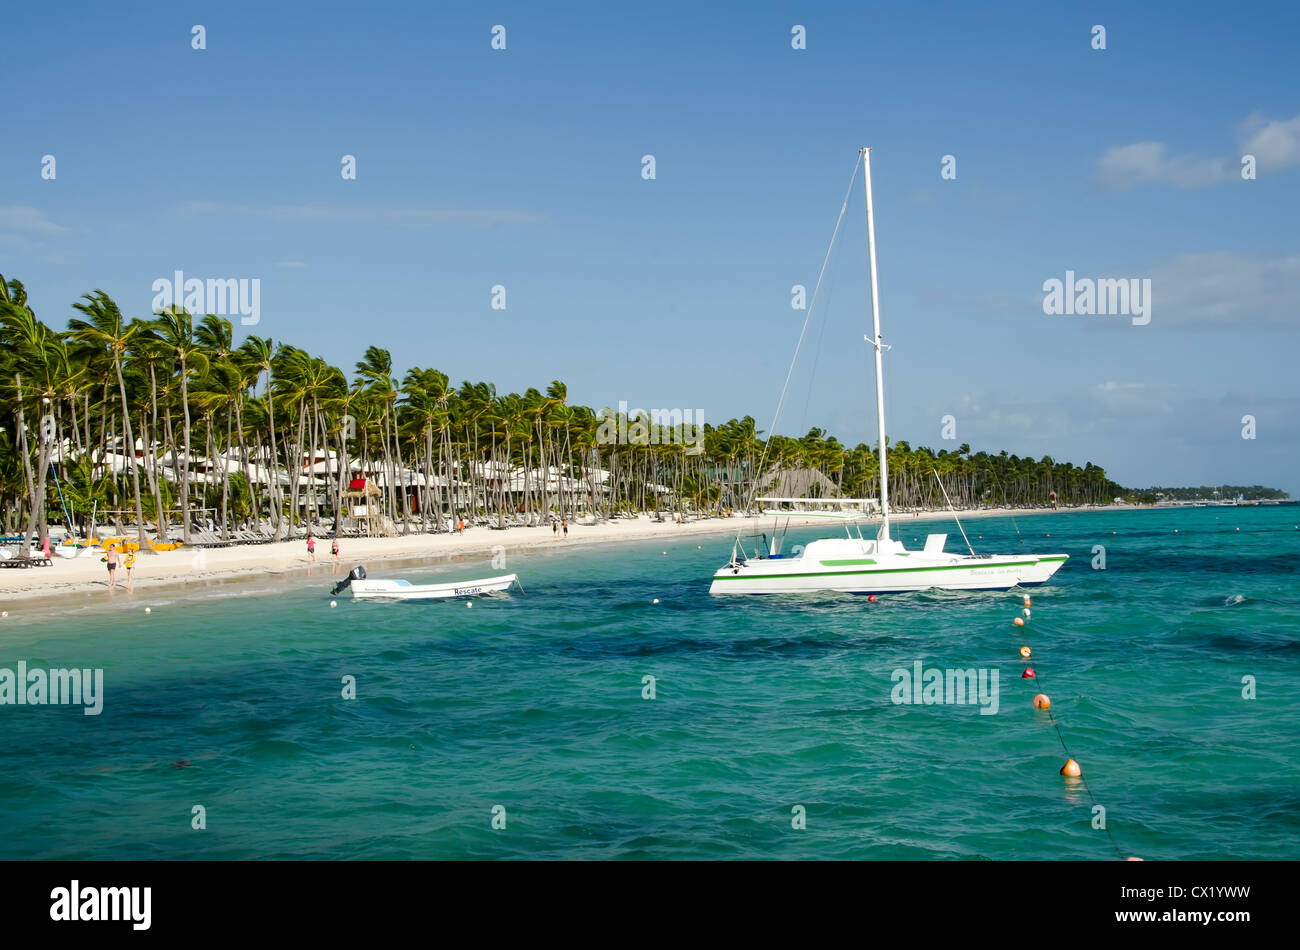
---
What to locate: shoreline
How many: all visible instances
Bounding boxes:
[0,505,1145,611]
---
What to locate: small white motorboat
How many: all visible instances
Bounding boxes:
[331,565,519,601]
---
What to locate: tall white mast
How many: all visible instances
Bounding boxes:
[862,147,891,541]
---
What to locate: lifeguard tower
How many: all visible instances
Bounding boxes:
[341,478,391,537]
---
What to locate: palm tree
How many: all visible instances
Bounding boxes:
[147,307,209,542]
[68,291,149,547]
[236,335,283,537]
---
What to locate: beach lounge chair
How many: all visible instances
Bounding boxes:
[0,555,52,568]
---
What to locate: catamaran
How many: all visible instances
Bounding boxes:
[709,147,1068,595]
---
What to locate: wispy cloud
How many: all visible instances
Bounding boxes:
[1096,112,1300,189]
[274,260,308,269]
[1096,142,1231,189]
[1145,250,1300,329]
[1240,113,1300,168]
[177,202,543,227]
[0,205,68,234]
[960,251,1299,330]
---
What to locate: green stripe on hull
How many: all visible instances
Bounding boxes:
[714,555,1067,582]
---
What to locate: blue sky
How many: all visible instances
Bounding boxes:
[3,0,1298,492]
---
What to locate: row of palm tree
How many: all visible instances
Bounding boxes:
[0,277,1128,554]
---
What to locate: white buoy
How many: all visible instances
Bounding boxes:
[1,611,7,618]
[653,598,659,604]
[466,601,472,608]
[1023,607,1031,618]
[330,600,337,608]
[144,607,151,614]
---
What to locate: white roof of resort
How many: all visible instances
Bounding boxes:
[46,445,624,495]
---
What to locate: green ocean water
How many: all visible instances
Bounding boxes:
[1,505,1297,860]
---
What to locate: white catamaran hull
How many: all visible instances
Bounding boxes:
[349,574,518,601]
[710,550,1067,595]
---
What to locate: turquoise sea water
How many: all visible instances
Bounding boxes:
[1,506,1298,860]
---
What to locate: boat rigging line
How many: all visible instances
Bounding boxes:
[932,468,975,555]
[737,151,864,528]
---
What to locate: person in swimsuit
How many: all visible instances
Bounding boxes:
[330,538,340,573]
[124,548,137,592]
[104,544,119,592]
[306,535,316,562]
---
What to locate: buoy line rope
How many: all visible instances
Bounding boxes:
[1011,591,1130,861]
[1028,667,1127,860]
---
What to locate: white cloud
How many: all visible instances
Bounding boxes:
[274,260,308,269]
[1088,380,1177,414]
[0,205,68,234]
[178,202,543,227]
[1240,113,1300,169]
[1008,252,1299,330]
[1096,142,1230,189]
[1096,112,1300,189]
[1144,251,1300,329]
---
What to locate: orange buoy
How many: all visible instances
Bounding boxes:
[1023,596,1032,607]
[1022,667,1035,679]
[1060,758,1081,777]
[1019,646,1032,658]
[1033,693,1050,709]
[1013,617,1025,626]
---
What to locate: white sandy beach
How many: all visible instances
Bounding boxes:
[0,506,1136,608]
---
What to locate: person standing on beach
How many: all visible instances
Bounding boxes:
[124,548,136,592]
[552,521,557,535]
[307,535,316,562]
[562,519,568,538]
[104,544,119,592]
[331,538,340,573]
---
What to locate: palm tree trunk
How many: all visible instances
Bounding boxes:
[113,355,146,546]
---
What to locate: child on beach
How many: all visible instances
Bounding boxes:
[306,535,316,562]
[124,548,136,592]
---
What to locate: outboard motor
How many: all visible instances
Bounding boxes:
[331,564,367,596]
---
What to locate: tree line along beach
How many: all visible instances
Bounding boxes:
[1,278,1289,604]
